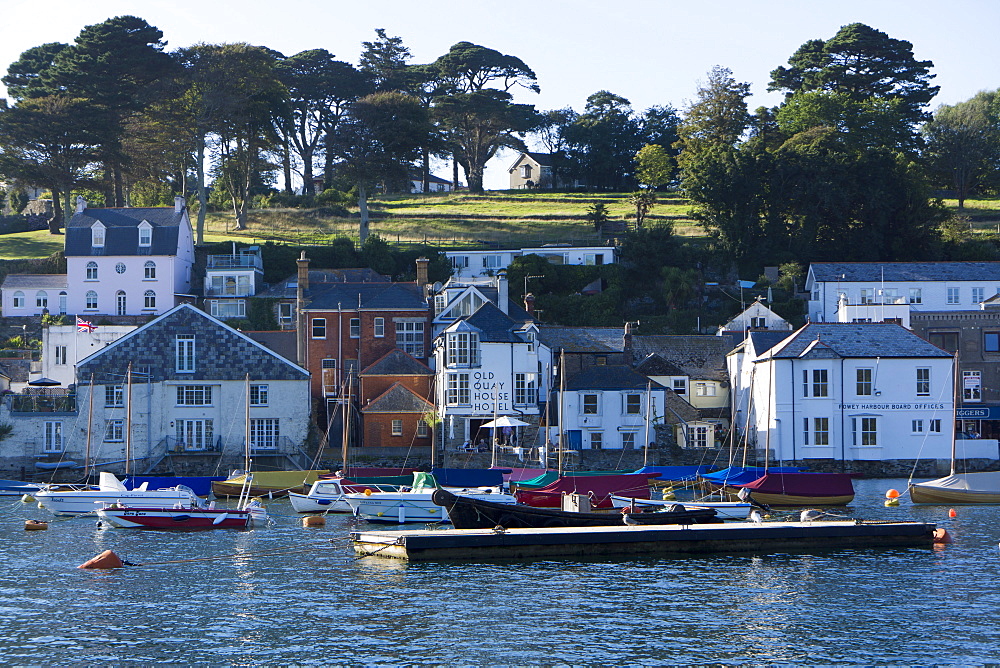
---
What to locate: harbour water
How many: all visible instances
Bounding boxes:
[2,477,1000,665]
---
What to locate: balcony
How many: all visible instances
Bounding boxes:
[207,254,262,270]
[8,391,77,414]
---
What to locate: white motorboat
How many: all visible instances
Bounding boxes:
[34,472,200,516]
[289,478,356,513]
[344,472,518,523]
[609,493,753,520]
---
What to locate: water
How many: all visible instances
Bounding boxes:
[2,478,999,665]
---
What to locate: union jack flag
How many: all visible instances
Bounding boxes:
[76,317,97,333]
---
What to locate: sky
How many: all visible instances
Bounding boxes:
[4,0,999,190]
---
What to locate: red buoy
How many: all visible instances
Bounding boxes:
[949,508,958,518]
[78,549,124,570]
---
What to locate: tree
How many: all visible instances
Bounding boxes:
[769,23,938,132]
[585,201,610,231]
[1,43,69,100]
[676,66,752,157]
[432,42,539,193]
[634,144,673,189]
[359,29,412,93]
[923,91,1000,208]
[629,190,656,228]
[563,91,644,190]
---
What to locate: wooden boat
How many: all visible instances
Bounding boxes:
[96,499,267,530]
[431,488,721,529]
[909,472,1000,504]
[514,473,659,508]
[728,472,855,507]
[609,493,753,520]
[211,469,330,498]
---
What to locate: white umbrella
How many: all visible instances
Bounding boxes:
[480,416,530,429]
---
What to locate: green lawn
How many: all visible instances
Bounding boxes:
[0,229,66,260]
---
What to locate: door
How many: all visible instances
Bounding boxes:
[177,419,213,451]
[567,430,583,451]
[116,291,127,316]
[58,292,67,315]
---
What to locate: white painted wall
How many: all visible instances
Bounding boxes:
[548,387,665,450]
[41,325,136,387]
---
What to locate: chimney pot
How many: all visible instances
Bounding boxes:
[174,196,185,213]
[75,196,87,213]
[296,252,310,292]
[524,293,536,315]
[415,256,429,288]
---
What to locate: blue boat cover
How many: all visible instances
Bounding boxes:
[124,476,226,497]
[431,468,510,488]
[632,465,713,482]
[699,466,802,486]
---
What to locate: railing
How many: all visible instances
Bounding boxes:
[204,286,253,297]
[8,392,77,413]
[159,434,223,454]
[207,254,262,270]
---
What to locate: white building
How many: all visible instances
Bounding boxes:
[203,245,263,320]
[40,324,137,387]
[717,298,793,336]
[445,245,615,280]
[731,322,968,463]
[805,262,1000,326]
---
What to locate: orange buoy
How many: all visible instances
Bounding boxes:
[933,528,953,544]
[885,489,900,500]
[78,549,124,570]
[949,508,958,518]
[302,515,326,527]
[24,519,48,531]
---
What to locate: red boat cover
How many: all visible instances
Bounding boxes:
[733,472,855,496]
[501,468,548,483]
[515,473,656,508]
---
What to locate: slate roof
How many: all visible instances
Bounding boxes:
[65,206,185,257]
[361,349,433,376]
[471,286,535,323]
[509,152,555,170]
[77,303,309,383]
[362,382,434,413]
[634,353,686,377]
[538,326,624,353]
[740,331,794,357]
[256,268,390,298]
[1,274,68,290]
[0,360,29,383]
[244,330,297,363]
[629,335,730,381]
[461,301,528,343]
[304,282,427,311]
[764,323,953,360]
[662,389,700,424]
[566,365,665,391]
[810,262,1000,283]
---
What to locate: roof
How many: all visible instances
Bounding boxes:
[361,349,433,376]
[537,326,624,353]
[743,331,794,357]
[65,206,186,257]
[257,268,390,298]
[461,302,528,343]
[362,382,434,413]
[304,282,427,311]
[1,274,68,290]
[629,335,730,381]
[634,353,686,377]
[508,151,556,172]
[565,365,664,391]
[810,262,1000,283]
[77,303,310,382]
[244,330,297,363]
[764,322,953,360]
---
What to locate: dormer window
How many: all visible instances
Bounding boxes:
[92,223,105,247]
[446,332,480,368]
[138,222,152,247]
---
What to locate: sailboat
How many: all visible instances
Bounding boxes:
[909,354,1000,503]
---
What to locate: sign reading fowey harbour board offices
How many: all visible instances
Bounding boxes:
[838,403,948,410]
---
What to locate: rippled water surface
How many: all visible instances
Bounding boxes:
[2,477,1000,665]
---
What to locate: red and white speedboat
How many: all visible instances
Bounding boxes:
[96,499,267,530]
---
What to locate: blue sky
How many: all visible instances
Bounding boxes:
[4,0,998,189]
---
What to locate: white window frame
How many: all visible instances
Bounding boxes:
[138,224,152,247]
[54,346,67,365]
[143,290,156,310]
[250,384,268,406]
[947,287,960,305]
[916,368,930,396]
[176,334,195,373]
[311,318,326,339]
[446,332,480,368]
[856,368,873,396]
[349,318,360,338]
[621,431,637,449]
[176,385,212,406]
[446,373,470,406]
[391,419,403,436]
[814,417,830,446]
[44,421,63,453]
[36,291,47,308]
[396,321,425,358]
[105,419,125,442]
[909,288,922,304]
[624,394,641,414]
[582,394,599,415]
[144,261,156,280]
[12,291,23,308]
[105,385,123,407]
[86,261,98,280]
[85,291,98,310]
[973,287,985,304]
[963,370,982,402]
[374,317,384,338]
[249,418,279,450]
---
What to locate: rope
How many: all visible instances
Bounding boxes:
[115,543,333,567]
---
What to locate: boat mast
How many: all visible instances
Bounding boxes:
[951,351,959,476]
[244,373,251,474]
[84,373,94,480]
[643,380,652,466]
[341,372,351,472]
[490,381,499,468]
[125,363,132,477]
[558,348,565,476]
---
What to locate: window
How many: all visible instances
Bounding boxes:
[947,287,960,304]
[176,385,212,406]
[143,290,156,309]
[209,274,250,296]
[12,291,23,308]
[695,383,717,397]
[105,385,123,407]
[909,288,922,304]
[912,419,924,434]
[54,346,67,365]
[973,287,985,303]
[749,316,767,329]
[35,291,47,308]
[138,225,151,246]
[446,332,480,367]
[928,332,959,353]
[450,256,469,269]
[514,373,537,405]
[803,417,810,445]
[92,225,104,247]
[209,300,245,319]
[446,373,470,405]
[805,369,829,397]
[396,321,425,358]
[373,317,385,338]
[144,261,156,279]
[115,262,126,275]
[311,318,326,339]
[814,417,830,446]
[482,255,502,269]
[44,421,63,453]
[685,425,708,448]
[116,290,126,316]
[596,355,608,366]
[176,334,195,373]
[930,419,942,433]
[622,431,637,449]
[105,419,124,442]
[582,394,599,414]
[176,419,214,451]
[249,418,279,450]
[278,302,294,328]
[250,384,268,406]
[417,420,429,438]
[520,164,531,178]
[349,318,360,338]
[590,432,603,449]
[852,417,878,446]
[525,331,535,352]
[963,370,982,402]
[860,288,875,304]
[881,288,901,304]
[986,332,1000,353]
[625,394,642,414]
[672,379,686,395]
[86,262,98,280]
[856,368,873,396]
[85,291,98,310]
[916,368,930,396]
[391,419,403,436]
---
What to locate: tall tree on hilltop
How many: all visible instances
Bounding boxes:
[2,43,69,100]
[923,91,1000,209]
[563,91,644,190]
[359,28,412,93]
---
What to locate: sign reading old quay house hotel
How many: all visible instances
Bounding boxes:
[731,322,958,463]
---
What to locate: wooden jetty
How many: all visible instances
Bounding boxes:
[351,519,937,561]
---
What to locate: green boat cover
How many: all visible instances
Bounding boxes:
[511,470,630,491]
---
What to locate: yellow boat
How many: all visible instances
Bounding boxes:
[211,470,330,498]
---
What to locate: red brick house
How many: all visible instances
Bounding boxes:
[360,349,435,448]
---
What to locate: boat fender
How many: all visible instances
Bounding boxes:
[24,520,48,531]
[303,515,325,527]
[364,489,373,496]
[78,549,125,569]
[21,494,34,503]
[884,498,899,507]
[934,528,953,544]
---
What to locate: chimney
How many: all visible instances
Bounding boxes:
[415,256,429,289]
[75,196,87,213]
[624,322,634,365]
[524,293,535,316]
[174,196,185,213]
[496,269,509,314]
[297,251,310,292]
